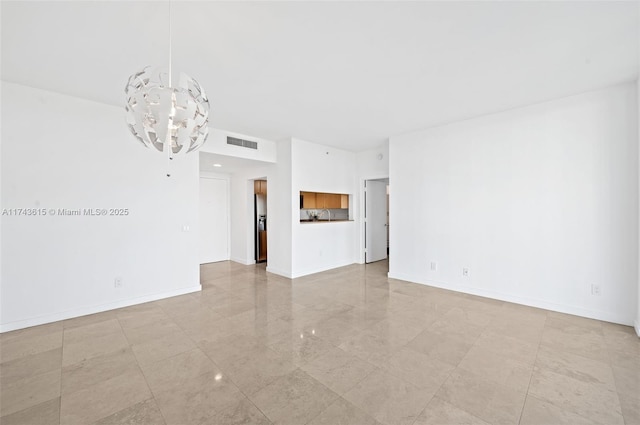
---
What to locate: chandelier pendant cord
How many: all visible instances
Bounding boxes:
[168,0,172,88]
[166,0,173,176]
[124,0,210,176]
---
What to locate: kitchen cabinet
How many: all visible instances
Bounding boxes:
[331,194,343,208]
[341,194,349,208]
[301,192,317,208]
[258,231,267,262]
[313,193,342,209]
[300,191,349,209]
[254,180,267,195]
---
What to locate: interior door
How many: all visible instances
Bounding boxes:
[365,180,388,263]
[199,177,229,264]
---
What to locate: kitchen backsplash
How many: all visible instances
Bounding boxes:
[300,208,349,220]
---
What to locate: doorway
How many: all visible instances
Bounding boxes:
[254,179,267,263]
[364,178,389,263]
[199,177,230,264]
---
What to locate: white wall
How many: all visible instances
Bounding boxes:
[1,82,201,332]
[390,82,638,326]
[199,173,231,263]
[290,138,358,277]
[357,142,390,180]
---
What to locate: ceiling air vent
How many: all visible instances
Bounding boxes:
[227,136,258,150]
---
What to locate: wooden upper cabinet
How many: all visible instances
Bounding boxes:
[254,180,267,195]
[311,193,342,209]
[301,192,316,208]
[325,194,342,209]
[340,194,349,208]
[300,191,348,209]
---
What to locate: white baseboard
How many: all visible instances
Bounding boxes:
[290,261,356,279]
[635,319,640,337]
[230,257,255,266]
[388,271,633,327]
[267,262,356,279]
[0,284,202,333]
[266,266,293,278]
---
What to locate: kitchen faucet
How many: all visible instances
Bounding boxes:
[320,209,331,221]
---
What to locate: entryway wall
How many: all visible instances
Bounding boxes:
[199,175,230,264]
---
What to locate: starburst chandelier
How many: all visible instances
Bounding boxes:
[124,3,209,176]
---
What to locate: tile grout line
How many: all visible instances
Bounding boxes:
[606,354,632,425]
[407,321,494,425]
[57,325,64,425]
[108,310,169,425]
[515,313,545,425]
[596,321,629,424]
[536,316,629,424]
[188,317,275,423]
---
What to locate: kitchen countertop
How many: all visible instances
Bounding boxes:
[300,219,353,223]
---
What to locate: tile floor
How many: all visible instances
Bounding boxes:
[1,260,639,425]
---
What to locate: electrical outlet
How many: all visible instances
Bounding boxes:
[114,277,123,288]
[430,261,437,271]
[462,268,470,277]
[591,284,601,296]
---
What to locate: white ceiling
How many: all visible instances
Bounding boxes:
[2,1,638,152]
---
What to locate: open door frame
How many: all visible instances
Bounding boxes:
[359,176,389,264]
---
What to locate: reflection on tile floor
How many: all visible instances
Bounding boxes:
[1,260,638,424]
